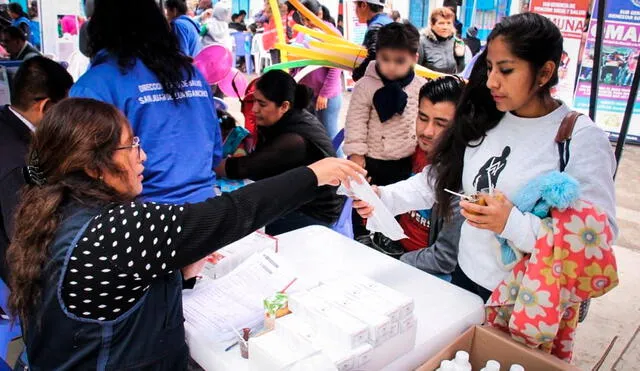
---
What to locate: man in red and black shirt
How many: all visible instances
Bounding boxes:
[396,77,466,278]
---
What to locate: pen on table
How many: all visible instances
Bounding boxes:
[225,327,251,352]
[224,341,238,352]
[225,326,244,352]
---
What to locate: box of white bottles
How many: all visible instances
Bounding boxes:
[418,325,580,371]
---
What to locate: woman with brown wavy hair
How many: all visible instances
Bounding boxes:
[8,98,364,370]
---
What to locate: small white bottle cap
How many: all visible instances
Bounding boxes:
[486,360,501,370]
[455,351,470,363]
[509,364,525,371]
[441,360,456,371]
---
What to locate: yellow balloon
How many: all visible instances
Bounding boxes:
[287,0,341,37]
[293,25,364,51]
[308,40,367,58]
[307,45,364,64]
[276,43,357,70]
[414,65,448,79]
[268,0,288,63]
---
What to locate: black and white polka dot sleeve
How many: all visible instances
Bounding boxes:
[61,167,318,321]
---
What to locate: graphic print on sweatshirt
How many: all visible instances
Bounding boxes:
[472,146,511,192]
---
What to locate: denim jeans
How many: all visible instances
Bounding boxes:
[315,94,344,157]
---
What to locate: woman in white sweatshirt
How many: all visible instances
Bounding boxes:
[354,13,616,301]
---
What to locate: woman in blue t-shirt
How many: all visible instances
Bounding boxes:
[71,0,222,205]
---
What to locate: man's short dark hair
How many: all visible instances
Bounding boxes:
[165,0,187,15]
[8,3,25,16]
[355,1,383,13]
[368,3,383,13]
[419,76,465,105]
[2,26,26,42]
[11,56,74,110]
[376,22,420,55]
[239,10,247,16]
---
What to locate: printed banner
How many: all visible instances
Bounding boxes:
[574,0,640,143]
[529,0,591,104]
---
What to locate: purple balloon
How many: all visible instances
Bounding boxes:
[194,45,233,84]
[218,68,248,98]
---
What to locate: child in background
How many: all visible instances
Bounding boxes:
[344,22,425,244]
[218,109,250,157]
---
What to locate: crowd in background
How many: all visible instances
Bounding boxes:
[0,2,41,60]
[156,0,485,161]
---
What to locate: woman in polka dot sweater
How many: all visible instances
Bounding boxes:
[6,98,364,370]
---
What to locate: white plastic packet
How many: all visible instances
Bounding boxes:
[338,176,408,241]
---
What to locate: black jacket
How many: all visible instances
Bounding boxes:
[399,200,464,275]
[225,109,344,223]
[0,105,32,282]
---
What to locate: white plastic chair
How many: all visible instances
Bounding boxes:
[251,33,272,74]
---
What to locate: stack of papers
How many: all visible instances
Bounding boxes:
[183,250,305,342]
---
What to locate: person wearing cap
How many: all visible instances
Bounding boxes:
[464,26,481,56]
[351,0,392,82]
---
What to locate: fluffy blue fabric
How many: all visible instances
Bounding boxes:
[498,171,581,267]
[512,171,581,218]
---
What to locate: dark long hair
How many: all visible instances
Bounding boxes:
[256,70,312,110]
[88,0,194,99]
[8,98,131,322]
[431,12,563,218]
[302,0,320,15]
[321,5,336,26]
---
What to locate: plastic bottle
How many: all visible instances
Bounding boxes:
[437,360,457,371]
[453,351,472,371]
[509,365,525,371]
[480,360,501,371]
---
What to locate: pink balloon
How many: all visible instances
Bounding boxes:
[194,45,233,84]
[218,68,248,98]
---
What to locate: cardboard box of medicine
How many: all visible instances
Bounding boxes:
[417,325,580,371]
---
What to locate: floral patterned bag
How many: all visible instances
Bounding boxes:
[485,200,618,361]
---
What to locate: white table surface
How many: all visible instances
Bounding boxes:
[186,226,485,371]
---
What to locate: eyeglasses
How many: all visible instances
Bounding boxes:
[115,136,142,160]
